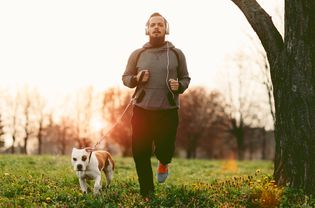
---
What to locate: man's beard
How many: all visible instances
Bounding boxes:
[149,36,165,47]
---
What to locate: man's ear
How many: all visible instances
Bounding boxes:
[84,147,94,153]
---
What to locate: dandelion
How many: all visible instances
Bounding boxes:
[46,197,52,203]
[255,169,261,175]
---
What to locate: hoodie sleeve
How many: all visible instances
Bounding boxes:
[175,48,191,94]
[122,49,143,88]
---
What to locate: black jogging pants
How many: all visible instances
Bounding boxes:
[131,105,179,196]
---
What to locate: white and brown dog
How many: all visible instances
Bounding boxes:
[71,147,115,194]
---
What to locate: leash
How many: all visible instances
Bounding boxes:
[93,99,134,149]
[93,71,146,149]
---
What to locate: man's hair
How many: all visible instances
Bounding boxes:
[146,12,168,26]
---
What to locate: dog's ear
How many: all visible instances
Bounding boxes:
[84,147,94,153]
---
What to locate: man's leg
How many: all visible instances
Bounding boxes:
[154,109,179,164]
[154,109,178,183]
[131,106,154,196]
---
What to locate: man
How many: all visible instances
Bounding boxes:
[122,12,190,197]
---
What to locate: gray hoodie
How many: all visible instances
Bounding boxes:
[122,41,190,110]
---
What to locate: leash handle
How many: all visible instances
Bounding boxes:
[132,70,145,98]
[94,71,146,149]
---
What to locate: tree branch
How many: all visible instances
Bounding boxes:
[231,0,284,66]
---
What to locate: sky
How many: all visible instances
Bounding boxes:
[0,0,283,103]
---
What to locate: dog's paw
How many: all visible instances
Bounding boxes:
[93,191,101,196]
[93,188,102,196]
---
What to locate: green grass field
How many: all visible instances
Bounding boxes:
[0,155,313,207]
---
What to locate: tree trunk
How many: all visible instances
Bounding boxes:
[230,118,245,160]
[186,142,193,159]
[186,136,198,159]
[11,136,15,154]
[122,147,131,157]
[231,0,315,194]
[23,137,28,154]
[38,135,42,155]
[37,122,44,155]
[273,0,315,194]
[186,147,192,159]
[61,142,66,155]
[261,130,267,160]
[235,130,245,160]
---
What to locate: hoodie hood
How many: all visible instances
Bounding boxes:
[143,41,175,49]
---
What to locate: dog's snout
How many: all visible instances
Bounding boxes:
[77,164,83,171]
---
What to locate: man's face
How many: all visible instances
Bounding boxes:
[147,16,166,38]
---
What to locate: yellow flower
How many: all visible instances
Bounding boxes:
[46,197,52,203]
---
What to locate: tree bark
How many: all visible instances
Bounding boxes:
[231,0,315,194]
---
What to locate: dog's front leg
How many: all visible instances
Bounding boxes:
[93,175,102,195]
[79,178,88,193]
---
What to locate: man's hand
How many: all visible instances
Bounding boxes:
[137,70,150,83]
[169,79,179,92]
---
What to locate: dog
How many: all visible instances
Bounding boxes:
[71,147,115,194]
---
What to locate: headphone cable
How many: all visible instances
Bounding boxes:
[165,41,175,100]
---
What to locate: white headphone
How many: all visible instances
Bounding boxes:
[145,17,169,35]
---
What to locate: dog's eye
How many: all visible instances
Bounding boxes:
[73,158,77,161]
[82,155,87,161]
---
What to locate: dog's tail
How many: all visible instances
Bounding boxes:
[107,153,115,171]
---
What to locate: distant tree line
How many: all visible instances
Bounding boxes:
[0,85,274,160]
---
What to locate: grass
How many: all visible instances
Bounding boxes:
[0,155,314,207]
